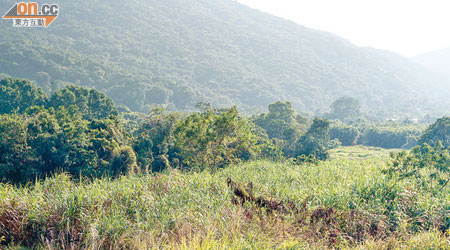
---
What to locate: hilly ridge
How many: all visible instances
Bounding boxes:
[413,47,450,78]
[0,0,447,113]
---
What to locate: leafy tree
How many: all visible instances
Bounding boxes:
[254,101,307,156]
[174,106,260,170]
[0,106,135,183]
[330,96,361,121]
[329,123,360,146]
[0,78,47,114]
[295,118,331,160]
[133,108,180,172]
[49,85,118,120]
[0,114,38,183]
[419,117,450,148]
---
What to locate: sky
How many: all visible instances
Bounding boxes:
[237,0,450,57]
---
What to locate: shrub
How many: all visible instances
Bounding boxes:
[362,126,421,149]
[0,78,47,114]
[295,118,331,160]
[174,106,262,170]
[0,107,133,183]
[419,117,450,148]
[386,142,450,192]
[329,123,360,146]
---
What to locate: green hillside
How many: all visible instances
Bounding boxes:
[0,0,446,113]
[413,47,450,78]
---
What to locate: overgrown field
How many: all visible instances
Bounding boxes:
[1,147,450,249]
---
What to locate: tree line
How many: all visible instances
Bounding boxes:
[0,78,332,183]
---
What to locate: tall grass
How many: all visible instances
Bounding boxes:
[1,146,450,249]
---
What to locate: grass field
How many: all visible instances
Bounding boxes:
[1,146,450,249]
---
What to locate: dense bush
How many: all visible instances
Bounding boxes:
[0,107,135,183]
[419,117,450,148]
[0,78,47,114]
[295,118,331,160]
[329,123,360,146]
[387,142,450,193]
[133,108,180,172]
[174,106,277,170]
[253,101,308,157]
[48,85,118,120]
[328,96,361,121]
[361,126,421,149]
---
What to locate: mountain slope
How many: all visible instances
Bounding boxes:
[0,0,446,112]
[413,47,450,78]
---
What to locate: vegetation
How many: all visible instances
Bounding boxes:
[0,0,447,114]
[361,126,422,149]
[295,118,332,160]
[0,0,448,249]
[328,96,361,121]
[419,117,450,147]
[0,78,323,183]
[2,147,450,249]
[329,122,360,146]
[253,101,309,156]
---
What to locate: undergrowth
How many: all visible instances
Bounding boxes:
[1,146,450,249]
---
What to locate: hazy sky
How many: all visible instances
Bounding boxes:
[237,0,450,57]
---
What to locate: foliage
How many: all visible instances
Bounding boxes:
[48,85,118,120]
[0,0,444,113]
[174,106,262,170]
[419,117,450,148]
[387,142,450,193]
[133,108,180,173]
[0,78,46,114]
[295,118,331,160]
[329,96,361,121]
[329,122,360,146]
[253,101,308,156]
[0,107,135,183]
[0,114,37,183]
[362,126,422,149]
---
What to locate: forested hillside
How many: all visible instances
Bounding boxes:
[413,47,450,78]
[0,0,447,113]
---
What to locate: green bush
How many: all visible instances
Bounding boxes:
[48,85,118,120]
[419,117,450,148]
[329,123,360,146]
[295,118,331,160]
[253,101,308,157]
[174,106,266,170]
[361,126,421,149]
[387,142,450,193]
[0,107,134,183]
[0,78,47,114]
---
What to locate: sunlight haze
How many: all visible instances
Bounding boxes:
[237,0,450,56]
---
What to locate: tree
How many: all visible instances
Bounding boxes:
[295,118,331,160]
[419,117,450,148]
[330,96,361,121]
[254,101,308,157]
[133,108,180,172]
[174,106,260,170]
[329,123,360,146]
[49,85,118,120]
[0,78,47,114]
[0,106,135,183]
[0,114,38,183]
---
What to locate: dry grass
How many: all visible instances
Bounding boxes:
[1,146,450,249]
